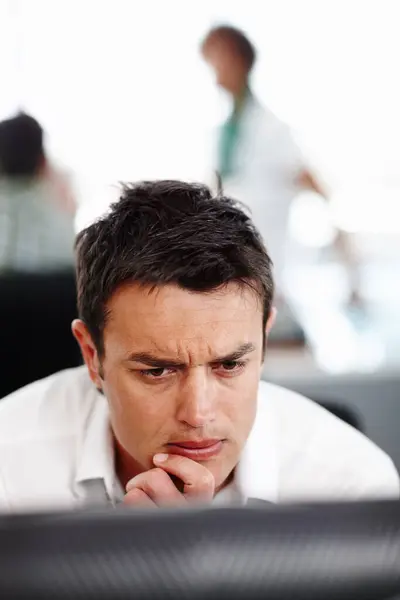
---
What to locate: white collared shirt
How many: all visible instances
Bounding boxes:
[0,366,398,512]
[218,98,305,288]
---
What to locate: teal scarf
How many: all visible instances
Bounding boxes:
[218,88,251,181]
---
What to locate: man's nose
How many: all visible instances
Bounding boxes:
[176,368,216,428]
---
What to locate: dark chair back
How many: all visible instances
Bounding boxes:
[0,271,81,398]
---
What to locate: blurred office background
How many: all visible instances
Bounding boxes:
[0,0,399,464]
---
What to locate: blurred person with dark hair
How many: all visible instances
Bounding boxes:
[201,25,360,307]
[0,112,76,272]
[0,181,396,512]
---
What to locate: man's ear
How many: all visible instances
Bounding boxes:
[72,319,103,388]
[265,307,277,339]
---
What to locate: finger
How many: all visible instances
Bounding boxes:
[153,453,215,502]
[126,467,187,507]
[123,488,156,508]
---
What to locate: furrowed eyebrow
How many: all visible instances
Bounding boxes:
[211,342,255,363]
[125,353,184,368]
[125,342,255,368]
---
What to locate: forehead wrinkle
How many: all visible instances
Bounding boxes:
[145,289,258,315]
[128,315,260,355]
[147,303,248,317]
[132,335,241,367]
[146,323,251,336]
[144,308,255,327]
[109,284,261,333]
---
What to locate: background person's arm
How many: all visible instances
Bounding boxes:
[296,169,326,198]
[296,169,362,306]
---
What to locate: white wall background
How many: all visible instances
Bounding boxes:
[1,0,399,232]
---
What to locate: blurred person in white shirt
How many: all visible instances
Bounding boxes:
[0,112,76,273]
[0,181,396,513]
[201,25,360,306]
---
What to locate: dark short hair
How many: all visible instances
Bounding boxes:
[0,112,44,177]
[202,25,256,71]
[76,180,274,355]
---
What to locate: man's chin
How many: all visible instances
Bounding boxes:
[201,454,236,492]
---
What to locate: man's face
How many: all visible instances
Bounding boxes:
[81,283,266,491]
[203,38,248,96]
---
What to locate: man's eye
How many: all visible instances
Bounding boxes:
[140,368,174,379]
[217,360,247,373]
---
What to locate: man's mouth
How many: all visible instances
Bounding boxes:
[166,439,224,460]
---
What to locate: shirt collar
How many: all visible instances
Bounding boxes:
[234,391,279,504]
[74,391,116,502]
[74,385,279,506]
